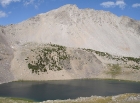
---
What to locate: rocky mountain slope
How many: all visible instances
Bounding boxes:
[3,4,140,57]
[0,29,14,84]
[0,4,140,84]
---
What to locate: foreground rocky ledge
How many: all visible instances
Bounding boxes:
[0,93,140,103]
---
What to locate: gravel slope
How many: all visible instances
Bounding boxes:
[3,4,140,57]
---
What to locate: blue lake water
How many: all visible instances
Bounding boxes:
[0,79,140,102]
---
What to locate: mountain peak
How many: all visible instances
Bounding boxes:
[56,4,79,12]
[60,4,78,9]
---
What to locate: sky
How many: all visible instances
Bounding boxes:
[0,0,140,26]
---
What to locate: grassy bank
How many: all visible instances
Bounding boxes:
[0,93,140,103]
[0,97,35,103]
[14,78,140,83]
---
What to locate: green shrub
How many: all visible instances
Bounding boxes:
[107,64,121,78]
[25,44,69,74]
[132,66,140,70]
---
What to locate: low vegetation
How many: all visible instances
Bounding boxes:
[107,64,122,78]
[83,48,140,74]
[82,48,113,58]
[128,65,140,70]
[122,57,140,64]
[25,44,70,74]
[24,43,140,76]
[83,48,140,64]
[0,97,34,103]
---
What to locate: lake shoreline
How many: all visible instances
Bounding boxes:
[1,77,140,85]
[15,78,140,83]
[1,93,140,103]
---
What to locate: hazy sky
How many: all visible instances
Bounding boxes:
[0,0,140,25]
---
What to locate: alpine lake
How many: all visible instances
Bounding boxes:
[0,79,140,102]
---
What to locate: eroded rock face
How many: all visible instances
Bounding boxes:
[0,28,14,84]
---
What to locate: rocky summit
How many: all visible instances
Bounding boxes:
[0,4,140,84]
